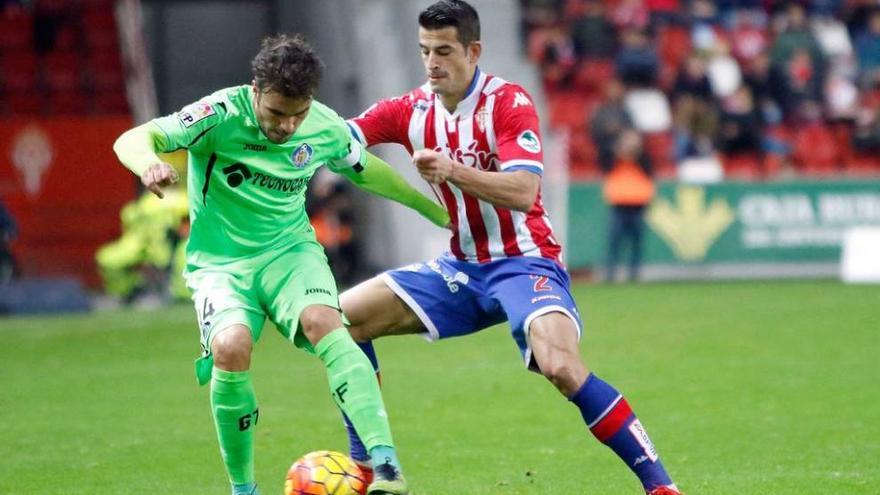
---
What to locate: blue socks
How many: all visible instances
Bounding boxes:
[569,374,673,491]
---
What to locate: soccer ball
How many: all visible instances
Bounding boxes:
[285,450,368,495]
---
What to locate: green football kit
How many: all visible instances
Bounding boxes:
[115,84,442,491]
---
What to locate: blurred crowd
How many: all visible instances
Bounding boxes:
[522,0,880,179]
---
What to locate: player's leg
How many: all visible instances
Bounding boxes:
[339,260,501,470]
[211,324,261,495]
[189,269,266,495]
[338,275,423,475]
[262,243,410,494]
[298,305,408,493]
[492,258,678,493]
[528,315,678,493]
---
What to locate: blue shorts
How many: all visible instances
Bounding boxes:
[381,254,583,368]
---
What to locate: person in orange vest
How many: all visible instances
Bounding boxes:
[602,128,655,282]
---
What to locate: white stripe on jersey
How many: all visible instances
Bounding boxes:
[482,76,507,95]
[512,208,540,257]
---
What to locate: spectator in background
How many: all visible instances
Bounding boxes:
[853,105,880,153]
[855,9,880,88]
[718,86,764,155]
[673,54,718,160]
[730,9,769,64]
[307,174,360,288]
[602,129,654,283]
[774,48,824,119]
[770,2,826,81]
[610,0,649,32]
[591,79,632,172]
[615,28,658,85]
[0,197,19,282]
[743,50,784,124]
[570,0,616,59]
[538,26,576,90]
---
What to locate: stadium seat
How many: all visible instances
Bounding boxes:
[53,23,82,52]
[573,59,614,92]
[43,51,84,91]
[546,90,591,129]
[88,49,124,91]
[722,153,762,180]
[0,10,32,51]
[643,132,676,178]
[792,124,840,176]
[847,154,880,176]
[93,90,129,114]
[6,91,44,115]
[1,52,40,92]
[85,25,119,52]
[49,89,89,115]
[82,9,117,31]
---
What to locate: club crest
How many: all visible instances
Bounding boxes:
[292,143,313,168]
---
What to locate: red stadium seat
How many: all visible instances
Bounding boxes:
[49,89,89,115]
[6,91,44,115]
[573,59,613,92]
[792,123,840,176]
[546,90,592,129]
[82,9,116,31]
[93,90,129,114]
[0,10,33,50]
[43,51,84,91]
[722,153,762,180]
[88,48,124,91]
[847,154,880,176]
[643,132,675,178]
[53,24,82,52]
[1,52,40,92]
[85,25,119,51]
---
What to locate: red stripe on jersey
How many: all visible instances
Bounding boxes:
[463,193,491,262]
[591,398,634,442]
[494,205,523,257]
[525,192,562,262]
[438,182,465,260]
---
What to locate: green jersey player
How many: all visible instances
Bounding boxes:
[113,34,445,495]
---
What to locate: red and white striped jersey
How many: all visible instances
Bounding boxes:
[347,69,562,264]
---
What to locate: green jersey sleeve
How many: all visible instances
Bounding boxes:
[152,94,227,153]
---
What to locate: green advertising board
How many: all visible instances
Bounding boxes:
[567,180,880,269]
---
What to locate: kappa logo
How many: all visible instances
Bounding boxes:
[292,143,313,168]
[512,91,532,108]
[179,101,216,128]
[517,130,541,154]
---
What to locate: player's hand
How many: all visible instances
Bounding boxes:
[413,149,454,184]
[141,162,179,199]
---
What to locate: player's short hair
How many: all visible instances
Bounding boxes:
[418,0,481,46]
[251,34,323,99]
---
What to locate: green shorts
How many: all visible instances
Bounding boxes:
[186,238,339,385]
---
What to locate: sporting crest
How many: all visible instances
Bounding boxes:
[475,106,489,133]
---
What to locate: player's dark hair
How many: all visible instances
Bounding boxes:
[419,0,481,46]
[251,34,323,99]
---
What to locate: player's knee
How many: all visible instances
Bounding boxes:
[211,325,252,371]
[300,305,343,345]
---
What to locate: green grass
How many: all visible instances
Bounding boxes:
[1,281,878,494]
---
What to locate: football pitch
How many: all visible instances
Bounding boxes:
[1,281,877,494]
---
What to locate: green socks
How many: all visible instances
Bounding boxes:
[316,328,394,451]
[211,367,259,486]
